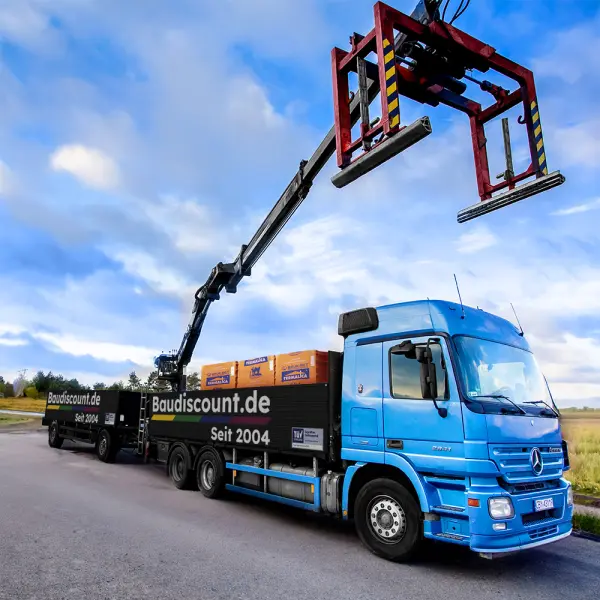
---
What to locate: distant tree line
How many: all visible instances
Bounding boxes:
[0,370,201,399]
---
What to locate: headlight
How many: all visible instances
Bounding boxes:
[488,497,515,520]
[567,485,573,506]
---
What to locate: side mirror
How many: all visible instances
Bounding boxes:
[417,346,438,400]
[418,345,447,418]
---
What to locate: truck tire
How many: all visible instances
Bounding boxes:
[196,449,226,499]
[48,421,64,449]
[354,478,422,562]
[168,446,194,490]
[96,429,118,463]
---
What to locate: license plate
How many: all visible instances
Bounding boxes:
[535,497,554,512]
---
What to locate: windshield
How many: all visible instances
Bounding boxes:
[453,335,554,415]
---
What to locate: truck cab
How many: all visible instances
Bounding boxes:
[340,299,573,560]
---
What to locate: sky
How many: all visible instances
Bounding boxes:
[0,0,599,407]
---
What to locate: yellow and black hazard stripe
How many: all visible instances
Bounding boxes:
[530,99,548,175]
[383,37,400,129]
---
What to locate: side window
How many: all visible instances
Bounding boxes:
[390,342,447,400]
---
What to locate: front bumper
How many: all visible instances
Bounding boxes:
[467,477,573,555]
[472,521,572,556]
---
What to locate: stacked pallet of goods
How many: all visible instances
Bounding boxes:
[199,350,328,390]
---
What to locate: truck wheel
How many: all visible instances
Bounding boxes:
[196,449,225,499]
[48,421,63,449]
[168,446,193,490]
[96,429,117,463]
[354,478,422,562]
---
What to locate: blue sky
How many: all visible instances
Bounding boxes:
[1,0,599,407]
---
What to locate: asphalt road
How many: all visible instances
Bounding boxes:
[1,431,598,600]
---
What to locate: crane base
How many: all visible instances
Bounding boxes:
[457,170,565,223]
[331,116,432,189]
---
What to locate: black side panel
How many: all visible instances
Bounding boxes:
[148,384,330,458]
[117,391,143,428]
[43,390,141,430]
[45,390,118,428]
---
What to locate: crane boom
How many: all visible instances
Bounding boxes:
[155,0,443,390]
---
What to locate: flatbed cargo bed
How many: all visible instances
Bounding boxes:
[147,351,343,460]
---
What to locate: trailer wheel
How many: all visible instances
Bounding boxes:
[168,446,193,490]
[48,421,63,449]
[354,478,422,562]
[196,449,225,499]
[96,429,117,463]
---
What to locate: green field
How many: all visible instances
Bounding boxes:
[561,409,600,497]
[0,397,46,413]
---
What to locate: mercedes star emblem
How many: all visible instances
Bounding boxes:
[530,447,543,476]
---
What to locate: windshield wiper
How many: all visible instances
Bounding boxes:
[470,395,527,415]
[522,400,559,417]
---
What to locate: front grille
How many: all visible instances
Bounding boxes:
[515,481,546,493]
[491,446,563,483]
[522,508,560,526]
[529,525,558,540]
[499,478,561,495]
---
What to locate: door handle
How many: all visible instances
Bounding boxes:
[386,439,404,449]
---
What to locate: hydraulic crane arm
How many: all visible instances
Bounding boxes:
[155,0,443,390]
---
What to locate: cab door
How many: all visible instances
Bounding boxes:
[382,336,465,473]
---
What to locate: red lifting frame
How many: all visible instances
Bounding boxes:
[332,2,550,202]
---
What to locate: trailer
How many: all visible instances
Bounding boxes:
[43,390,141,462]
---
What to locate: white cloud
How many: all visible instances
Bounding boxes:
[455,225,498,254]
[209,0,331,62]
[33,331,156,366]
[146,195,222,255]
[532,25,600,85]
[0,338,28,347]
[49,144,120,190]
[0,324,26,337]
[106,248,194,298]
[551,197,600,216]
[552,119,600,169]
[0,0,62,53]
[0,323,28,347]
[0,161,16,196]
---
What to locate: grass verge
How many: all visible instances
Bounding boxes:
[573,513,600,537]
[0,415,32,427]
[0,416,43,431]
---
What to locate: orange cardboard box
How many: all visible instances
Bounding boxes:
[237,355,276,388]
[201,361,238,390]
[275,350,328,386]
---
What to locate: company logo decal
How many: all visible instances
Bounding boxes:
[244,357,268,366]
[206,375,230,387]
[282,368,309,382]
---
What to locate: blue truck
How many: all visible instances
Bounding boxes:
[330,299,573,559]
[45,298,572,562]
